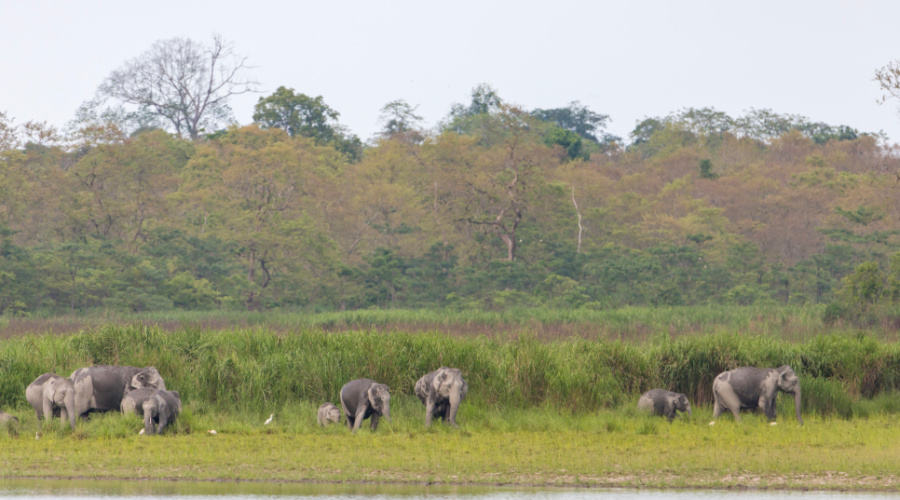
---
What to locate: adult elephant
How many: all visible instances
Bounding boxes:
[712,365,802,425]
[70,365,166,420]
[414,367,468,428]
[121,388,181,435]
[26,373,77,429]
[339,378,391,433]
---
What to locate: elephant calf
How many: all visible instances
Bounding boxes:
[712,365,802,425]
[415,367,468,428]
[121,388,181,435]
[0,411,18,425]
[637,389,692,422]
[340,378,391,433]
[317,402,341,426]
[26,373,77,429]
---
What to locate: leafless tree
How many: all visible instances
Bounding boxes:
[98,35,257,140]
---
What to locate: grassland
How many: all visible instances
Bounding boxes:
[2,405,900,491]
[2,306,900,490]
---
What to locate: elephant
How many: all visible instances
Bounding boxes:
[317,402,341,426]
[121,388,181,435]
[25,373,77,429]
[0,411,18,425]
[339,378,391,433]
[414,367,468,428]
[712,365,802,425]
[70,365,166,420]
[637,389,692,422]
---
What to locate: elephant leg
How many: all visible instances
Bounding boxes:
[157,412,169,435]
[370,413,380,431]
[715,385,743,422]
[352,409,366,434]
[42,398,54,428]
[73,378,92,421]
[712,398,724,419]
[665,402,676,423]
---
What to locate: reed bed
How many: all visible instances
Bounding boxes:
[2,324,900,417]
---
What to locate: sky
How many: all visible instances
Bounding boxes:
[3,0,900,144]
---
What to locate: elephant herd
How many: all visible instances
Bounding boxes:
[5,363,800,435]
[21,365,180,435]
[7,365,470,436]
[330,366,469,433]
[638,365,803,425]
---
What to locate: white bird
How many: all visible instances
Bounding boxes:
[770,422,778,426]
[708,421,716,426]
[35,432,40,440]
[264,414,274,425]
[207,429,217,435]
[139,428,145,435]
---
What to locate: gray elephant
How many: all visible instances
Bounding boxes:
[318,402,341,426]
[415,367,468,428]
[121,388,181,435]
[0,411,18,425]
[71,365,166,420]
[637,389,692,422]
[339,378,391,433]
[712,365,802,425]
[26,373,77,429]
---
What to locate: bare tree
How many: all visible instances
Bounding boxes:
[98,35,257,140]
[875,60,900,113]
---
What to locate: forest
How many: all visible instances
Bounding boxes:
[1,35,900,316]
[1,85,900,316]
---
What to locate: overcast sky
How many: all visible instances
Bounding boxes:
[3,0,900,143]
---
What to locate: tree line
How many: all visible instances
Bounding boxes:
[1,36,899,315]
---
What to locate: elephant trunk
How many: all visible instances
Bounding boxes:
[794,388,803,426]
[382,403,391,424]
[448,387,462,427]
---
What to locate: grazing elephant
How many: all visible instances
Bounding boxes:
[318,402,341,426]
[637,389,692,422]
[414,367,468,428]
[339,378,391,433]
[25,373,77,429]
[712,365,802,425]
[121,388,181,435]
[71,365,166,420]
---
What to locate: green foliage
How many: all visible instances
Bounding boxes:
[698,159,717,179]
[3,325,900,420]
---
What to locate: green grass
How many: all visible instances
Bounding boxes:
[6,304,900,341]
[3,317,900,490]
[2,404,900,490]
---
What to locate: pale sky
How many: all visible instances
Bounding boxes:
[3,0,900,143]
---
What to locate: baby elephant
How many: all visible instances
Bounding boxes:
[317,402,341,426]
[637,389,692,422]
[415,367,468,428]
[340,378,391,433]
[121,388,181,435]
[0,411,18,425]
[26,373,77,429]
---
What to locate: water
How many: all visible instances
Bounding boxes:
[0,479,894,499]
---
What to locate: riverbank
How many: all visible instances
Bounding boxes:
[2,411,899,491]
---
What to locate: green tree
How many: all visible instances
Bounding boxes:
[253,86,362,161]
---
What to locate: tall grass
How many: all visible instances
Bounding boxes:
[5,304,899,341]
[3,324,900,417]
